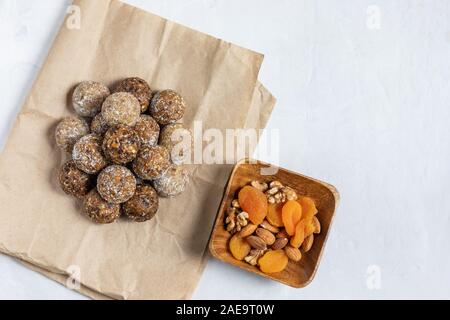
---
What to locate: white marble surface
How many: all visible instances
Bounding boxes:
[1,0,450,299]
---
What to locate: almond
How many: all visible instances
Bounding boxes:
[271,237,288,250]
[302,234,314,252]
[312,216,321,234]
[246,236,267,250]
[276,230,289,238]
[260,220,280,234]
[255,228,276,245]
[284,245,302,262]
[239,223,257,238]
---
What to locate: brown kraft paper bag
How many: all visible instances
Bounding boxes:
[0,0,276,299]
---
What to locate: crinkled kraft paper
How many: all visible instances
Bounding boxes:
[0,0,275,299]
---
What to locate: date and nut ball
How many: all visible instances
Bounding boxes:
[150,90,186,125]
[153,165,190,198]
[55,116,90,153]
[72,81,110,117]
[132,145,171,180]
[97,165,136,204]
[90,113,109,136]
[83,189,121,224]
[102,125,140,164]
[159,123,192,165]
[114,77,152,113]
[101,92,141,127]
[134,115,160,147]
[58,160,94,198]
[72,134,107,174]
[123,184,159,222]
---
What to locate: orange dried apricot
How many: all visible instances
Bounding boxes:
[229,234,251,261]
[259,250,289,273]
[297,196,318,221]
[267,203,284,227]
[281,200,302,236]
[304,219,316,237]
[238,186,268,225]
[290,220,305,248]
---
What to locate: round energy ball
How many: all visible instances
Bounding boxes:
[114,77,152,113]
[101,92,141,127]
[132,145,171,180]
[72,134,107,174]
[58,160,94,198]
[134,115,160,147]
[102,125,140,164]
[149,90,185,125]
[83,189,121,224]
[55,116,90,153]
[97,165,136,204]
[123,184,159,222]
[90,113,109,136]
[72,81,110,117]
[159,123,192,165]
[153,165,190,198]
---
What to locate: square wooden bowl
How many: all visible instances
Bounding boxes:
[209,159,340,288]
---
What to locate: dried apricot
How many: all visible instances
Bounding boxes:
[229,234,251,261]
[297,196,318,221]
[238,186,268,225]
[259,250,289,274]
[267,203,284,227]
[304,219,316,237]
[281,200,302,236]
[290,220,305,248]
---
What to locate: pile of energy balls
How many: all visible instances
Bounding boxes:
[55,78,191,224]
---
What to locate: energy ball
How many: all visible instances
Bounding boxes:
[83,189,121,224]
[72,134,107,174]
[153,165,190,198]
[149,90,186,125]
[91,113,109,136]
[58,160,94,198]
[97,165,136,204]
[114,77,152,113]
[55,116,90,153]
[159,123,192,165]
[123,184,159,222]
[134,115,160,147]
[102,125,140,165]
[101,92,141,127]
[72,81,110,117]
[132,145,171,180]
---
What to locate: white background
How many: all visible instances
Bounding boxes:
[0,0,449,300]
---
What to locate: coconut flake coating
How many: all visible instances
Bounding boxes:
[91,113,109,136]
[159,123,192,165]
[72,81,110,117]
[55,116,90,153]
[150,90,186,125]
[123,184,159,222]
[58,160,94,198]
[114,77,152,113]
[72,134,107,174]
[132,145,171,180]
[134,115,160,147]
[97,165,136,204]
[102,92,141,127]
[83,189,121,224]
[153,165,190,198]
[102,125,140,165]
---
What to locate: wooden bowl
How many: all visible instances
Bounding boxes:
[208,159,340,288]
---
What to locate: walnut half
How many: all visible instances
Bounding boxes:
[225,207,249,234]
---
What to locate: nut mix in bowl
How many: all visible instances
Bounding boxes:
[226,180,321,274]
[55,78,191,224]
